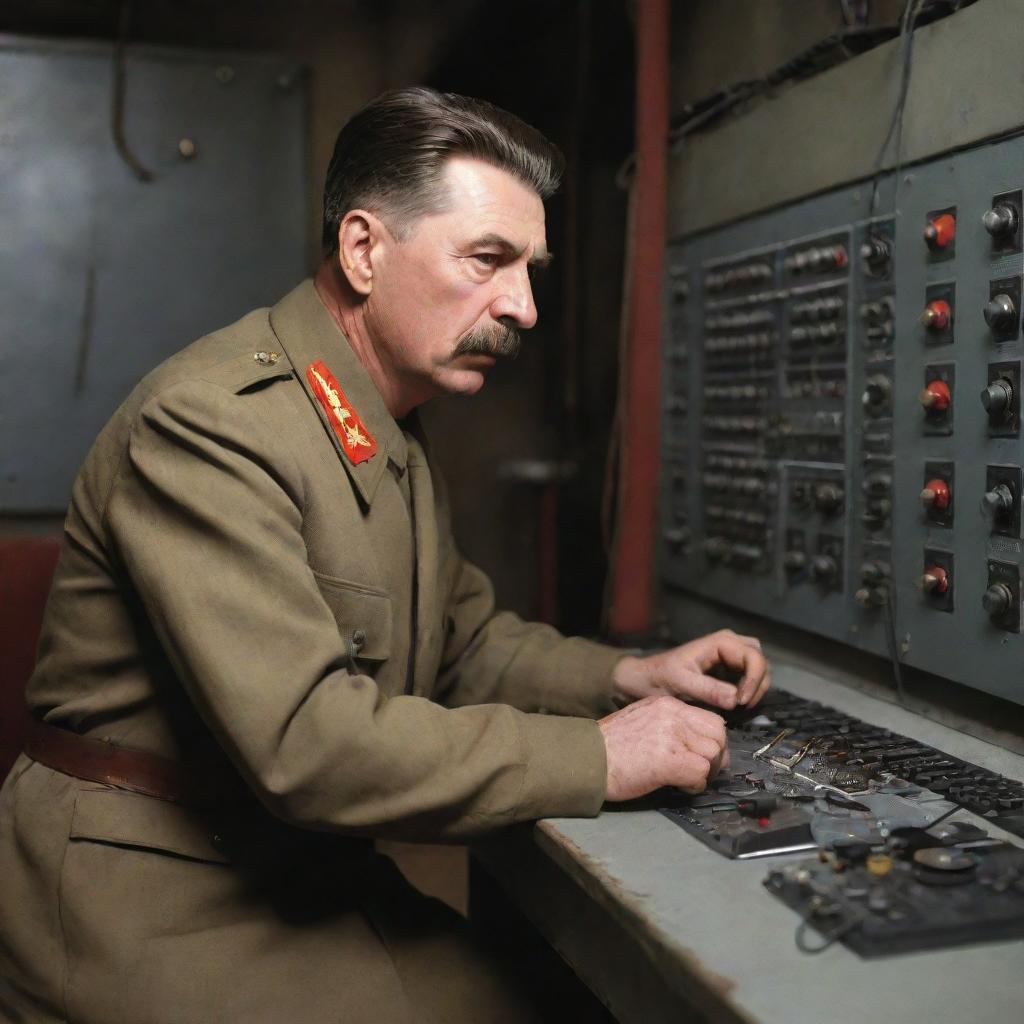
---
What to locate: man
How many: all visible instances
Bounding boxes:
[0,87,769,1023]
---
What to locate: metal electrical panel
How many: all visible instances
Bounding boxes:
[661,133,1024,707]
[0,38,308,512]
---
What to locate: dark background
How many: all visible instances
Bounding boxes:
[1,0,902,637]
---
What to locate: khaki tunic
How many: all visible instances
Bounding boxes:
[0,280,622,1023]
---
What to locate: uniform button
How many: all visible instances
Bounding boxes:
[254,350,280,365]
[352,629,367,648]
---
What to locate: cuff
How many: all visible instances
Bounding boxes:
[513,713,607,820]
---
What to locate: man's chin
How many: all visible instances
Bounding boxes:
[437,363,492,396]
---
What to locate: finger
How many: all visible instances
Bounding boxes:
[670,670,738,709]
[746,669,772,708]
[733,647,769,705]
[735,633,762,651]
[676,702,728,736]
[706,740,731,778]
[684,732,723,765]
[699,633,756,677]
[671,751,712,794]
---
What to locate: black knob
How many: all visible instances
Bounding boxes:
[860,561,888,585]
[814,483,844,513]
[981,483,1014,521]
[783,550,807,572]
[704,537,729,561]
[859,236,891,271]
[981,378,1014,419]
[855,585,888,608]
[664,527,690,550]
[862,471,892,497]
[862,374,891,408]
[984,293,1018,331]
[983,203,1018,238]
[983,583,1013,617]
[861,498,891,530]
[811,555,838,582]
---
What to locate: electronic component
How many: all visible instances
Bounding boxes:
[660,688,1024,858]
[765,842,1024,958]
[662,135,1024,707]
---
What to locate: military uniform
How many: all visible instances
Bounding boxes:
[0,281,623,1023]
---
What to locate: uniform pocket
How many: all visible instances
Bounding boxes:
[70,786,231,864]
[312,571,393,662]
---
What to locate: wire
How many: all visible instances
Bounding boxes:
[795,911,863,954]
[112,0,154,183]
[867,0,924,217]
[884,582,908,708]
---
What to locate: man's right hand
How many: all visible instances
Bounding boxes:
[597,695,730,802]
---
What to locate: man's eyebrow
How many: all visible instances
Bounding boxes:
[468,233,553,267]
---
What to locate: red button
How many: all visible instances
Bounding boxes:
[921,478,951,510]
[919,380,951,413]
[921,565,950,595]
[920,299,951,331]
[924,213,956,250]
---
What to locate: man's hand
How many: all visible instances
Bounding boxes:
[598,696,730,801]
[611,629,771,711]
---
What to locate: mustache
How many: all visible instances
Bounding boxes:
[451,322,522,360]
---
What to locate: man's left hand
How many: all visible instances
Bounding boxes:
[611,629,771,711]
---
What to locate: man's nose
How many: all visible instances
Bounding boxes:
[490,268,538,330]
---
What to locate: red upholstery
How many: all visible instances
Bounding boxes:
[0,536,61,782]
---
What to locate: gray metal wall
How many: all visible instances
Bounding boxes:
[0,38,308,512]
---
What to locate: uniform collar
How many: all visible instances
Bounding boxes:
[268,280,408,506]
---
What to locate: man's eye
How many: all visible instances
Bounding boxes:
[473,253,500,267]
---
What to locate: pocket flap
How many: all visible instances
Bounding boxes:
[71,787,231,864]
[313,573,393,661]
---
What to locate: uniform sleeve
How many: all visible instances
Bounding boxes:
[103,381,607,841]
[433,556,625,719]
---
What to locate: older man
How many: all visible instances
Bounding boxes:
[0,87,769,1022]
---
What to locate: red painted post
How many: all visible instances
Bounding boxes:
[608,0,669,637]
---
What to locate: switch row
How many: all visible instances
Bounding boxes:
[784,245,848,275]
[704,334,774,355]
[705,263,773,293]
[705,310,774,331]
[790,295,844,323]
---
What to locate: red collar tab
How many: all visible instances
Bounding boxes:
[306,360,378,465]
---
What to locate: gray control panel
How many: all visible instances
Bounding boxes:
[661,134,1024,706]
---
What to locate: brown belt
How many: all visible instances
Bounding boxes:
[25,719,205,806]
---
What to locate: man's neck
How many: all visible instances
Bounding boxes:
[313,261,412,419]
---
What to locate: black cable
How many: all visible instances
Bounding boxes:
[666,26,898,148]
[867,0,925,216]
[112,0,154,183]
[884,580,908,708]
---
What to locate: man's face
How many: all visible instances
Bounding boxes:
[363,156,549,403]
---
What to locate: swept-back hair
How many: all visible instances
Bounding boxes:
[321,86,563,254]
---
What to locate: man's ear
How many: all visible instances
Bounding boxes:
[336,210,380,296]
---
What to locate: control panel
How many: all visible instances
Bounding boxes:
[661,136,1024,706]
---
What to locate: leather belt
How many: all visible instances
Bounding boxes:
[25,719,206,806]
